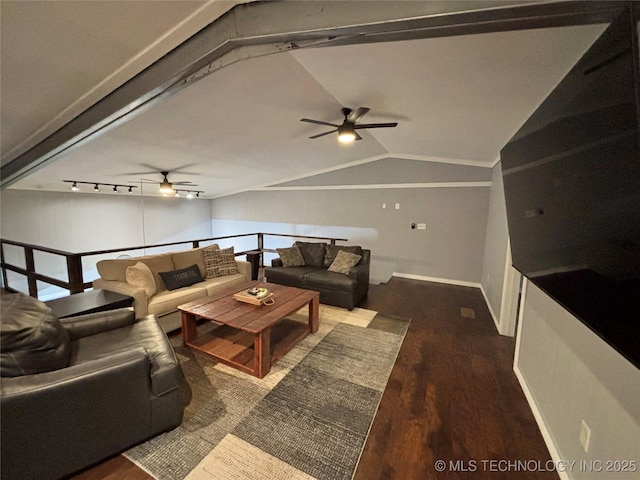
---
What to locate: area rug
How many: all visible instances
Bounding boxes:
[125,305,410,480]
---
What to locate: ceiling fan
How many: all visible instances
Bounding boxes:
[300,107,398,143]
[139,171,198,194]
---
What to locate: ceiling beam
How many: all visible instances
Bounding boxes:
[1,1,628,187]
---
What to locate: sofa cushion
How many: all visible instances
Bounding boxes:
[304,270,357,292]
[327,250,362,275]
[201,274,248,296]
[139,254,175,292]
[264,266,318,285]
[295,242,327,268]
[276,246,305,267]
[203,247,238,278]
[172,248,206,278]
[159,264,204,291]
[323,245,363,268]
[148,286,207,317]
[0,292,71,377]
[126,262,157,297]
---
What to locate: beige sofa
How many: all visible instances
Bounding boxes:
[93,247,250,332]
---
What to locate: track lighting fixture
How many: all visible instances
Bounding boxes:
[64,180,202,197]
[171,188,204,198]
[64,180,137,193]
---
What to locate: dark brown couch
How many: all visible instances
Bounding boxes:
[264,242,370,310]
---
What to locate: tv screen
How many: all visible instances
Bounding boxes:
[500,9,640,368]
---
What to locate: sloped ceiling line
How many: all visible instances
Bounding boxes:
[1,0,620,188]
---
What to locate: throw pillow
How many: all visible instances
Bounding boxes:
[0,291,71,377]
[125,261,157,297]
[277,245,305,267]
[295,242,327,267]
[159,264,204,291]
[324,244,363,268]
[202,247,239,278]
[201,244,221,278]
[327,249,362,275]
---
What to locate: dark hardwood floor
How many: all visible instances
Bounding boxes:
[73,277,555,480]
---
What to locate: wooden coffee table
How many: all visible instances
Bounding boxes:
[178,282,319,378]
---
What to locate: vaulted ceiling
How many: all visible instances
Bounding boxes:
[1,1,612,198]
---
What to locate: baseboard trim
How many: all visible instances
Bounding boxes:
[392,272,481,289]
[513,364,571,480]
[480,285,501,334]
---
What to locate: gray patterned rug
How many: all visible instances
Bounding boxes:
[125,305,409,480]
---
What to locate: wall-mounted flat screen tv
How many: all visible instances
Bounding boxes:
[500,8,640,368]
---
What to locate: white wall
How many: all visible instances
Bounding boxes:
[480,163,508,316]
[0,189,211,297]
[515,281,640,480]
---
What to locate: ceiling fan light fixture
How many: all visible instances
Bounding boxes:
[159,181,174,194]
[337,124,356,144]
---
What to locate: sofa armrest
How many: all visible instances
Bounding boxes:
[61,308,136,340]
[348,249,370,289]
[236,260,251,282]
[0,347,150,398]
[271,258,283,267]
[93,278,149,316]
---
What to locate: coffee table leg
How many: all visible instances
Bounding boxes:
[182,311,197,346]
[254,328,271,378]
[309,294,319,333]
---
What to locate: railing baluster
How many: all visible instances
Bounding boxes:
[66,254,84,294]
[24,247,38,297]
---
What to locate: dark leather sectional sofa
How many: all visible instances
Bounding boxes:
[264,242,370,310]
[0,290,189,480]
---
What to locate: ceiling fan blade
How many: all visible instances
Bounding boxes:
[301,118,339,128]
[172,181,198,185]
[309,129,337,139]
[355,132,363,141]
[140,178,160,184]
[354,122,398,129]
[349,107,370,123]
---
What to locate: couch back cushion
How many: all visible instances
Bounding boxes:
[323,245,363,268]
[172,248,206,278]
[97,253,175,292]
[0,291,71,377]
[294,242,327,268]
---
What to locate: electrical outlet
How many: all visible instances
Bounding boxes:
[579,419,591,452]
[381,203,387,209]
[395,203,400,210]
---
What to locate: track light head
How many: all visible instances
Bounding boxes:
[71,182,78,191]
[94,184,100,192]
[113,186,118,193]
